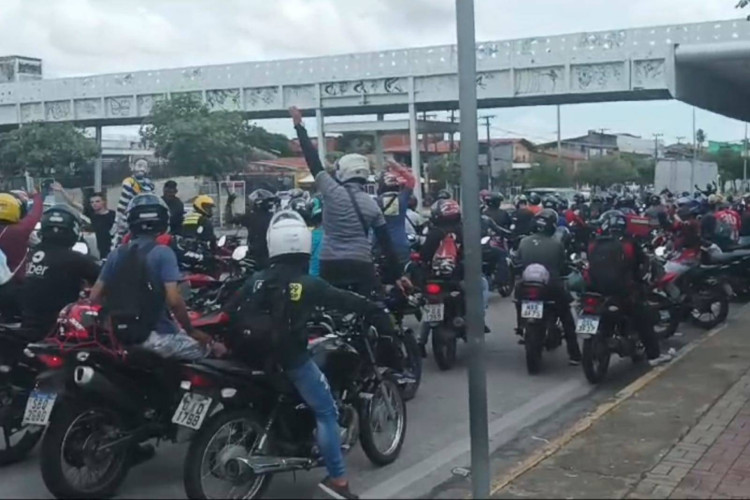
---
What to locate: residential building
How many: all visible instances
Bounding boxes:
[539,130,663,159]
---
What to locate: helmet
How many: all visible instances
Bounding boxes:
[515,194,528,207]
[616,194,636,209]
[266,210,312,259]
[486,192,504,208]
[708,194,721,206]
[558,197,569,211]
[335,154,371,183]
[528,193,541,205]
[288,188,305,200]
[542,196,558,211]
[10,189,29,217]
[192,194,215,217]
[378,171,401,194]
[648,194,661,206]
[131,158,150,179]
[534,209,558,236]
[676,196,692,207]
[248,189,279,213]
[573,193,585,204]
[0,193,22,224]
[436,189,452,201]
[592,194,604,203]
[126,193,169,235]
[430,199,461,225]
[605,192,617,203]
[408,195,418,211]
[599,209,627,236]
[289,197,311,223]
[40,204,81,247]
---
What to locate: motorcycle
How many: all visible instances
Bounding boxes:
[179,313,406,499]
[481,230,514,298]
[23,301,228,498]
[420,233,465,371]
[577,292,645,384]
[515,266,563,374]
[183,244,255,312]
[648,245,730,339]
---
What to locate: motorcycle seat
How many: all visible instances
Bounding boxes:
[198,358,259,378]
[707,250,750,264]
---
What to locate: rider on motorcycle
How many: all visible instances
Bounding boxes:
[644,193,670,230]
[586,210,669,366]
[375,161,416,267]
[484,192,512,229]
[181,194,217,251]
[225,210,385,500]
[21,205,100,339]
[225,188,279,269]
[528,193,543,215]
[514,195,535,236]
[514,209,581,365]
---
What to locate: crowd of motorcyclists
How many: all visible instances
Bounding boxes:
[1,103,747,499]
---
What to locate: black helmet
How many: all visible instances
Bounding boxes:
[648,194,661,206]
[534,209,558,236]
[430,199,461,225]
[486,192,504,208]
[599,209,627,237]
[40,204,81,247]
[542,196,558,211]
[436,189,452,201]
[616,194,636,209]
[592,194,604,203]
[127,193,169,235]
[558,197,569,211]
[248,189,278,213]
[528,193,541,205]
[573,193,585,205]
[288,197,311,224]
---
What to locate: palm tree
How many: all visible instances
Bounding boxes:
[696,129,707,155]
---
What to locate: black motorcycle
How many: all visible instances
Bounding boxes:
[180,314,406,499]
[577,292,645,384]
[515,278,563,374]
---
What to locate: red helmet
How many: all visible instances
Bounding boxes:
[479,189,491,202]
[57,302,102,341]
[430,199,461,225]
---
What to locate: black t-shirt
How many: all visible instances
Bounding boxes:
[21,244,100,336]
[163,197,185,235]
[84,207,116,258]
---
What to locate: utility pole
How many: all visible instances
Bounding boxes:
[744,122,748,192]
[652,133,663,161]
[691,108,697,191]
[479,115,496,191]
[449,109,456,153]
[457,0,490,498]
[557,105,562,161]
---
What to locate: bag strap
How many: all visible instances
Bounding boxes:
[343,184,369,237]
[381,193,399,214]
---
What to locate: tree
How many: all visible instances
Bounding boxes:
[525,158,570,188]
[428,153,460,188]
[246,125,292,156]
[140,95,279,179]
[706,148,744,190]
[696,129,707,155]
[0,122,99,178]
[575,155,638,189]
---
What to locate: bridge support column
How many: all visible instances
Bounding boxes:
[374,113,384,171]
[408,101,422,206]
[315,108,326,167]
[94,125,103,192]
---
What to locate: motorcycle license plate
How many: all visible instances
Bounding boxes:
[172,393,213,430]
[423,303,444,322]
[22,391,57,426]
[521,301,543,319]
[576,316,600,336]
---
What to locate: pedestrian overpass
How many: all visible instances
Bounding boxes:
[1,18,748,194]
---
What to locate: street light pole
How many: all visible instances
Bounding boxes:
[456,1,490,498]
[743,122,748,192]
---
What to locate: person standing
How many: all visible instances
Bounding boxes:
[115,158,155,244]
[53,183,115,259]
[162,180,184,235]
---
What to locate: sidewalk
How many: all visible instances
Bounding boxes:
[491,304,750,499]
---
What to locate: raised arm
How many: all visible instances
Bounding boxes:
[290,106,325,177]
[387,160,416,191]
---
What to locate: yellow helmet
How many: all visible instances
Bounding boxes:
[0,193,21,224]
[193,195,215,216]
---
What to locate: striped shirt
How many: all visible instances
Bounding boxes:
[115,176,155,238]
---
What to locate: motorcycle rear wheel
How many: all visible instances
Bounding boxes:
[524,324,545,375]
[432,327,457,371]
[184,409,271,500]
[582,336,611,384]
[690,289,728,329]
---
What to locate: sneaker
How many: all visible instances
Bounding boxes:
[648,353,673,367]
[319,477,359,499]
[130,443,156,467]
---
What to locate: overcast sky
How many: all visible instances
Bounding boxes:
[0,0,747,145]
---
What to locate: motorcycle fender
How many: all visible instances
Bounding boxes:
[34,368,68,395]
[435,325,457,341]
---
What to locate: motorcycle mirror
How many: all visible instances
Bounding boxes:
[232,245,248,261]
[481,236,490,245]
[217,235,227,248]
[510,224,516,231]
[655,246,666,258]
[569,252,578,261]
[72,242,89,255]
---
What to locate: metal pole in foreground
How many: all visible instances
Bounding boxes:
[456,0,490,497]
[94,125,103,193]
[743,122,748,192]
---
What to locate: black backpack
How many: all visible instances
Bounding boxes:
[229,276,292,370]
[106,242,166,345]
[588,236,628,296]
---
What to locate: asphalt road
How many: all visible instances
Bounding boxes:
[0,293,707,499]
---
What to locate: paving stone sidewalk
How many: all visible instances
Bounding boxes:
[630,372,750,499]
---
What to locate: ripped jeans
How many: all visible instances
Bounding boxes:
[141,331,209,361]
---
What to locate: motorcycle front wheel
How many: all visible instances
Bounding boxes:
[360,376,406,466]
[690,287,729,329]
[183,409,272,500]
[582,336,611,384]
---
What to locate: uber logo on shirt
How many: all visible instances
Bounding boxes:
[26,251,49,277]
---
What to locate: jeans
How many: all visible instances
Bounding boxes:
[287,359,345,479]
[141,331,208,361]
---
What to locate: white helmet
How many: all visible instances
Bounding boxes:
[336,153,371,183]
[266,210,312,259]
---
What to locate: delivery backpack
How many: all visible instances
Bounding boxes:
[229,275,292,370]
[105,242,166,345]
[587,236,628,296]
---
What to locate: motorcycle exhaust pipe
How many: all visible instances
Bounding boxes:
[73,366,141,415]
[226,456,315,476]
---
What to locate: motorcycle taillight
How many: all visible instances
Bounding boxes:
[582,295,601,314]
[523,287,541,300]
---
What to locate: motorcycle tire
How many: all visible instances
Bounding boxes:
[582,336,611,384]
[498,265,515,298]
[654,306,680,340]
[690,289,729,330]
[40,398,132,499]
[524,325,545,375]
[360,376,406,466]
[0,388,43,466]
[432,326,457,371]
[400,329,422,402]
[184,409,272,500]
